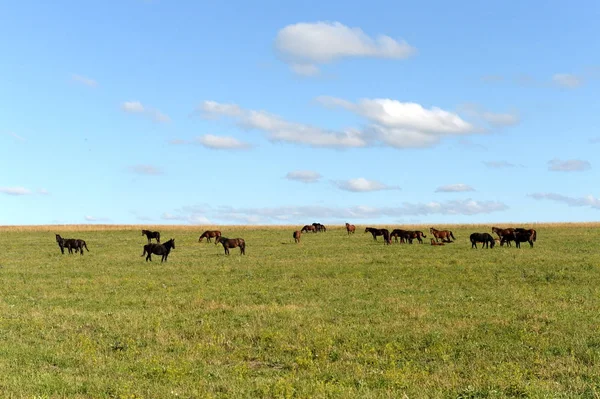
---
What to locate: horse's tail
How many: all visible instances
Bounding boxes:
[532,230,537,242]
[83,241,89,251]
[141,247,147,257]
[450,231,456,240]
[156,232,161,243]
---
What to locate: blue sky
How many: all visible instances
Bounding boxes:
[1,0,599,225]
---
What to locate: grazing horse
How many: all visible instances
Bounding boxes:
[345,223,356,235]
[513,230,536,248]
[312,223,326,232]
[141,238,175,262]
[215,236,246,255]
[301,225,316,233]
[470,233,495,249]
[390,229,409,243]
[492,227,515,247]
[198,230,222,243]
[56,234,89,255]
[141,229,161,243]
[431,238,445,246]
[430,227,456,243]
[293,230,301,243]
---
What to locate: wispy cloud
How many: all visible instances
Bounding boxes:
[552,73,583,89]
[72,74,98,88]
[129,164,162,175]
[84,215,110,222]
[285,170,322,183]
[3,132,27,142]
[121,101,171,123]
[548,159,591,172]
[435,184,475,193]
[483,161,523,169]
[196,135,251,150]
[0,187,32,196]
[161,212,211,224]
[529,193,600,210]
[37,188,50,195]
[458,103,520,127]
[333,178,400,192]
[275,21,416,76]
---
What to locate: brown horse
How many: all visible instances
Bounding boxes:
[430,227,455,243]
[513,229,537,248]
[198,230,222,243]
[390,229,408,243]
[293,230,301,243]
[345,222,356,235]
[365,227,391,244]
[215,236,246,255]
[407,230,427,244]
[492,227,514,247]
[301,225,316,233]
[431,238,444,246]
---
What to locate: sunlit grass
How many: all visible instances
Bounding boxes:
[0,224,599,397]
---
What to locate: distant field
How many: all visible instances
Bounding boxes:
[1,224,600,398]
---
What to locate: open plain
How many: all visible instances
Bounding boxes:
[1,223,599,398]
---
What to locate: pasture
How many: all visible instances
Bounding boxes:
[1,223,600,398]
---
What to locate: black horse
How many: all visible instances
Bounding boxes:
[470,233,495,249]
[56,234,89,255]
[141,238,175,262]
[513,230,536,248]
[141,229,161,243]
[215,236,246,255]
[312,223,326,232]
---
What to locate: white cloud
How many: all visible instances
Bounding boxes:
[484,161,521,169]
[196,134,251,150]
[161,212,211,224]
[529,193,600,209]
[164,199,507,225]
[285,170,322,183]
[552,73,583,89]
[333,178,400,192]
[72,74,98,88]
[548,159,591,172]
[275,21,416,75]
[0,187,32,196]
[121,101,170,123]
[37,188,50,195]
[435,184,475,193]
[199,100,367,148]
[3,132,26,142]
[84,215,110,222]
[457,103,520,127]
[129,164,162,175]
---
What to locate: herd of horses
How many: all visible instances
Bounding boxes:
[53,225,538,262]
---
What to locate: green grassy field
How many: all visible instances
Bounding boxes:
[1,224,600,398]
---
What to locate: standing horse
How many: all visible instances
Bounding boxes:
[141,238,175,262]
[198,230,222,243]
[430,227,456,243]
[470,233,495,249]
[293,230,301,243]
[492,227,514,247]
[513,230,536,248]
[56,234,89,255]
[390,229,408,243]
[365,227,391,244]
[141,229,161,243]
[215,236,246,255]
[407,230,427,244]
[345,223,356,235]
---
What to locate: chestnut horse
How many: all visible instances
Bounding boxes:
[492,227,514,247]
[431,238,444,246]
[345,223,356,235]
[198,230,222,243]
[430,227,455,243]
[293,230,301,243]
[301,225,316,233]
[215,236,246,255]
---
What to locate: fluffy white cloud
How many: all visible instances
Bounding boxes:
[196,134,251,150]
[285,170,322,183]
[529,193,600,209]
[275,21,415,75]
[334,178,400,192]
[435,184,475,193]
[548,159,591,172]
[199,101,366,148]
[72,74,98,88]
[552,73,583,88]
[129,164,162,175]
[121,101,170,123]
[0,187,32,195]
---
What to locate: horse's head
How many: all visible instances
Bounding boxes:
[171,239,175,249]
[215,236,222,245]
[141,230,145,235]
[429,228,435,234]
[364,227,370,233]
[55,234,62,243]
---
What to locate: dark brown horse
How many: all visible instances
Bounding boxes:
[142,229,160,243]
[513,229,536,248]
[141,238,175,262]
[198,230,222,243]
[293,230,301,243]
[470,233,495,249]
[215,236,246,255]
[345,223,356,235]
[407,230,427,244]
[430,227,455,243]
[492,227,514,247]
[390,229,408,243]
[301,225,316,233]
[365,227,391,244]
